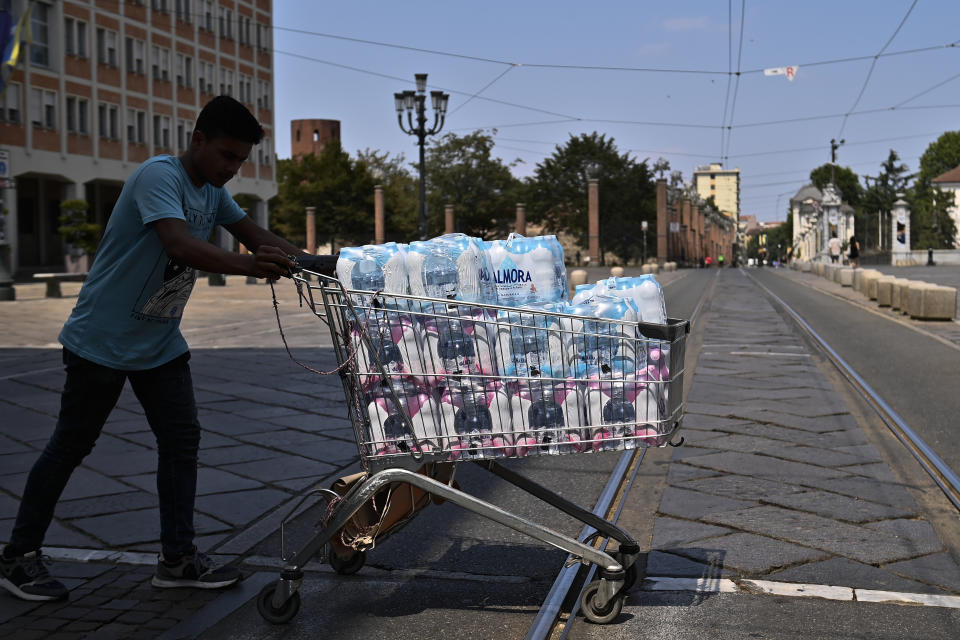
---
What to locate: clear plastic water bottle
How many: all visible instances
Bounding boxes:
[351,260,386,291]
[510,318,551,378]
[368,330,405,375]
[526,382,578,455]
[601,383,637,451]
[423,253,459,299]
[452,390,499,460]
[437,318,477,374]
[369,379,422,454]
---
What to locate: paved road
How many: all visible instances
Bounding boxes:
[1,266,960,639]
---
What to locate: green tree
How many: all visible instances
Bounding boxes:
[526,132,656,263]
[423,131,522,240]
[270,141,374,250]
[861,150,911,251]
[809,164,862,207]
[356,149,419,242]
[909,132,960,249]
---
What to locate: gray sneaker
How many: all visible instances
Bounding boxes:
[151,550,240,589]
[0,550,69,601]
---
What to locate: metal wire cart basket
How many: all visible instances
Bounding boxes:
[257,264,689,625]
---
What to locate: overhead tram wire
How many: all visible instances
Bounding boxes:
[719,0,734,160]
[449,64,518,115]
[893,70,960,108]
[837,0,919,138]
[721,0,748,163]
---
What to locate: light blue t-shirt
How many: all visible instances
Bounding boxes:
[59,155,246,370]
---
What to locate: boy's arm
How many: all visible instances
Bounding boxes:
[224,215,305,257]
[153,218,294,279]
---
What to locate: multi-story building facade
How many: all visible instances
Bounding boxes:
[693,163,740,221]
[0,0,276,275]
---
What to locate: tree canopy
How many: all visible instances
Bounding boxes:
[424,131,522,240]
[809,164,862,207]
[526,132,656,263]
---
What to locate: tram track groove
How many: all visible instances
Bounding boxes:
[528,270,718,639]
[745,269,960,513]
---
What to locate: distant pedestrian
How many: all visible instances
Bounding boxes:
[0,97,304,602]
[575,250,582,266]
[848,235,860,268]
[705,256,712,267]
[828,231,841,264]
[718,254,724,267]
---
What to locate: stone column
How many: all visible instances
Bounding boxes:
[891,196,911,265]
[305,206,316,255]
[588,178,600,264]
[515,202,526,235]
[444,204,454,234]
[821,184,841,263]
[656,179,667,262]
[374,185,384,244]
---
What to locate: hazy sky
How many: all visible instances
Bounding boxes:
[271,1,960,221]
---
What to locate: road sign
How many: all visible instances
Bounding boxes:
[0,150,9,180]
[669,222,680,233]
[641,220,648,231]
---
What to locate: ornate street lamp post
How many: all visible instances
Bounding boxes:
[395,73,449,240]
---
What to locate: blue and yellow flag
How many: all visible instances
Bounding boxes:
[1,1,34,95]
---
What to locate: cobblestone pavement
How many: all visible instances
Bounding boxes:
[3,266,960,639]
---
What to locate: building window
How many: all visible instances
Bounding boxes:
[151,0,169,12]
[219,68,234,96]
[125,38,145,75]
[176,54,193,87]
[198,60,213,93]
[30,88,56,129]
[0,83,21,123]
[29,2,50,67]
[151,46,170,81]
[153,115,171,148]
[127,108,146,144]
[65,18,88,58]
[202,0,213,31]
[97,28,118,67]
[65,96,88,134]
[99,103,119,139]
[175,0,192,22]
[177,119,191,152]
[257,79,269,110]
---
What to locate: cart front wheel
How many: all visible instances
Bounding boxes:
[612,551,638,591]
[257,582,301,624]
[329,549,366,575]
[580,580,624,624]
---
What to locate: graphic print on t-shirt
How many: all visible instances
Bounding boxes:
[134,256,197,321]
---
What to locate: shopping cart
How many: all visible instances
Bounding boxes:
[257,257,689,625]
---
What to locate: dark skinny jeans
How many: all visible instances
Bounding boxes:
[7,348,201,560]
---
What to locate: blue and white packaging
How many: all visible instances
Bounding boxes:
[495,305,568,381]
[594,276,666,324]
[484,234,568,306]
[406,234,493,303]
[562,294,642,373]
[571,283,596,305]
[336,242,409,296]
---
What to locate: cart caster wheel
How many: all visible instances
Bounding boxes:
[329,550,365,575]
[580,580,624,624]
[257,582,301,625]
[612,552,638,591]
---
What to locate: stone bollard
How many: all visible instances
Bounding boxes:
[863,270,884,300]
[824,264,836,282]
[876,276,897,307]
[908,282,957,320]
[569,269,588,288]
[800,261,812,272]
[610,266,624,277]
[891,278,912,311]
[838,267,854,287]
[650,263,660,274]
[641,264,653,274]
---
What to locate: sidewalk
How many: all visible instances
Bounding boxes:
[2,268,959,639]
[0,277,357,639]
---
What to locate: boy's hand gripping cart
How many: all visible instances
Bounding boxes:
[258,257,689,625]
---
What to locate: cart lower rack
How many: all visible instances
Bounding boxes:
[257,269,689,625]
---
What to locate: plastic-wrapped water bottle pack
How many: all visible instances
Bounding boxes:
[335,234,670,458]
